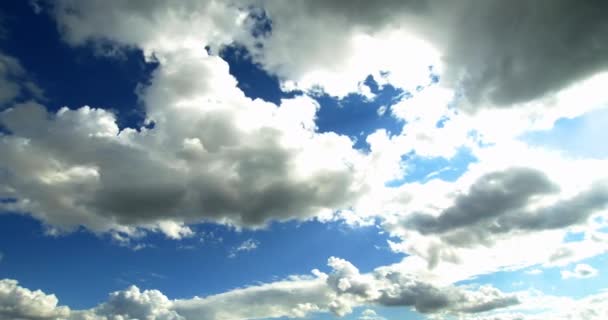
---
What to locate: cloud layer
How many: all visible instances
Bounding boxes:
[1,1,608,319]
[0,256,521,320]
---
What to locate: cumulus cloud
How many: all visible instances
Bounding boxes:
[50,0,246,56]
[358,309,385,320]
[561,263,599,279]
[0,279,70,320]
[242,0,608,110]
[71,285,183,320]
[0,47,369,237]
[325,257,519,316]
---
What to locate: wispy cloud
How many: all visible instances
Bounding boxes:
[229,239,260,258]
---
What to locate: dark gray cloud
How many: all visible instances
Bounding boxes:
[498,182,608,231]
[403,167,608,248]
[407,167,559,235]
[437,0,608,108]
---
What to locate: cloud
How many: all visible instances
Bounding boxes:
[172,274,331,320]
[525,269,542,276]
[228,238,259,258]
[243,0,439,97]
[431,0,608,109]
[325,257,519,316]
[404,167,608,247]
[0,46,369,237]
[0,53,45,106]
[377,140,608,279]
[242,0,608,110]
[406,167,559,235]
[358,309,385,320]
[71,285,182,320]
[458,290,608,320]
[561,263,599,279]
[383,157,608,271]
[0,256,521,320]
[50,0,246,56]
[0,279,70,320]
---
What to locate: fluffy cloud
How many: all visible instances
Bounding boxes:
[245,0,608,109]
[358,309,385,320]
[325,257,519,316]
[0,46,369,237]
[71,285,183,320]
[50,0,246,56]
[0,279,69,320]
[244,0,440,97]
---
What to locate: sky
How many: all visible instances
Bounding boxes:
[0,1,607,320]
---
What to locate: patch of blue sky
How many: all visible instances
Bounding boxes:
[386,147,477,187]
[219,44,301,105]
[0,1,158,130]
[456,254,608,299]
[314,75,406,150]
[563,231,585,243]
[220,47,440,152]
[0,214,402,309]
[521,107,608,159]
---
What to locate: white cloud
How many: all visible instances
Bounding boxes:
[0,47,370,238]
[0,279,70,320]
[561,263,599,279]
[359,309,385,320]
[373,138,608,279]
[52,0,247,57]
[229,238,259,258]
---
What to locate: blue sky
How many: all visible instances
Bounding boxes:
[1,1,608,320]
